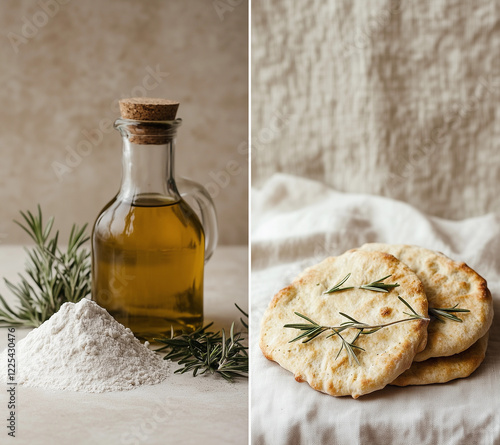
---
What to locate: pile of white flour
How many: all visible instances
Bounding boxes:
[0,299,169,392]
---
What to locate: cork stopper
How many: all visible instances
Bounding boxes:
[117,98,180,144]
[119,97,179,121]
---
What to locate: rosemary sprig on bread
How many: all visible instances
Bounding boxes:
[324,273,400,294]
[429,306,470,323]
[324,273,469,322]
[284,297,428,365]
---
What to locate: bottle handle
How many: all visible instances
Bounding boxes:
[176,177,218,263]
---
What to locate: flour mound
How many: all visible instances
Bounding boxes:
[0,299,169,392]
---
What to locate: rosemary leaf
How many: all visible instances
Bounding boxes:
[324,273,355,293]
[398,295,421,318]
[293,311,319,325]
[359,275,400,293]
[358,286,389,293]
[301,327,327,343]
[338,312,364,325]
[429,305,470,323]
[334,328,363,366]
[235,303,248,328]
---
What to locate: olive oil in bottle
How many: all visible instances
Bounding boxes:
[93,195,205,340]
[92,98,217,341]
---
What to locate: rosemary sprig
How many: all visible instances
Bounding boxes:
[330,328,364,366]
[359,274,400,292]
[284,297,428,365]
[429,305,470,323]
[155,304,248,382]
[324,273,400,294]
[0,206,91,327]
[324,273,355,293]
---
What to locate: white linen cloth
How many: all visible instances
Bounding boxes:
[251,174,500,445]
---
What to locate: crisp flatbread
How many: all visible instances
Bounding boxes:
[358,244,493,361]
[260,250,429,398]
[392,332,489,386]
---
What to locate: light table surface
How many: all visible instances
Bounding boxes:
[0,245,248,445]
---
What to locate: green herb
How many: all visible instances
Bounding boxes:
[155,304,248,382]
[234,303,248,329]
[429,305,470,323]
[324,273,355,293]
[284,297,428,365]
[324,273,400,294]
[331,328,364,366]
[359,274,400,292]
[0,206,91,327]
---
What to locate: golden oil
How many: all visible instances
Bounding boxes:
[92,193,205,341]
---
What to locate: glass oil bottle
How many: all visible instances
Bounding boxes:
[92,98,217,341]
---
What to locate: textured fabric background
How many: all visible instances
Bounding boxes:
[251,174,500,445]
[0,0,248,245]
[251,0,500,219]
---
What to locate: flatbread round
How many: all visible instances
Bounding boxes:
[358,244,493,361]
[392,332,489,386]
[260,250,429,398]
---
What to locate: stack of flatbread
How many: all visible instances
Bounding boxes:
[260,244,493,398]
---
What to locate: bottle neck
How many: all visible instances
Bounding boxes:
[114,118,182,204]
[118,136,180,204]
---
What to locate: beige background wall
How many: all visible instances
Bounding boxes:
[0,0,248,245]
[252,0,499,220]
